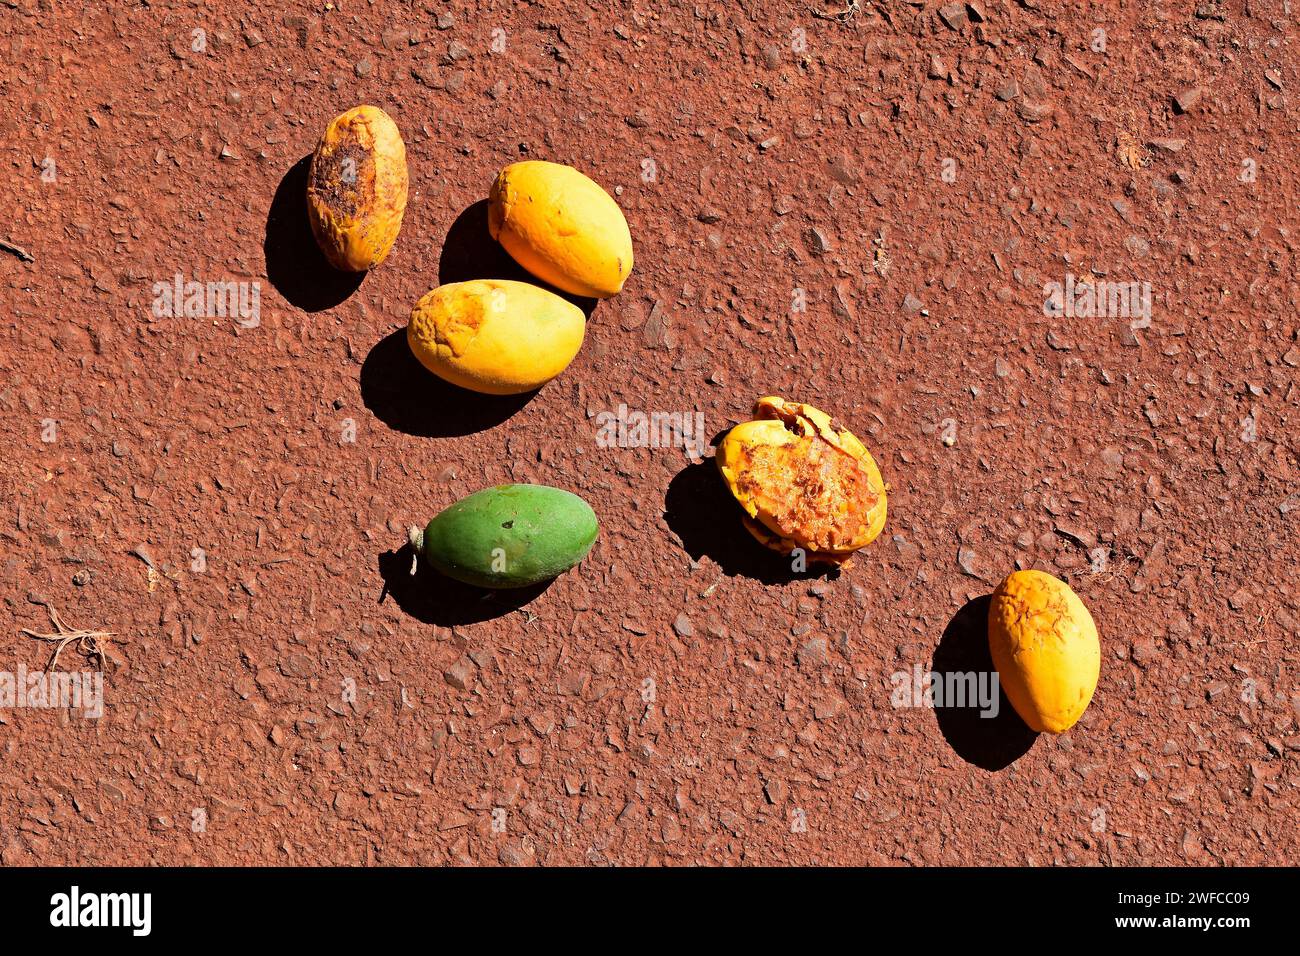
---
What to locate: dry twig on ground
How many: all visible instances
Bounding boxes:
[21,601,116,671]
[0,238,34,262]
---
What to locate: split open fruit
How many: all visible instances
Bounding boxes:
[715,397,888,565]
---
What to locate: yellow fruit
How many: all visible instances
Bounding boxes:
[307,105,408,272]
[407,279,586,395]
[488,160,633,298]
[716,397,887,566]
[988,570,1100,734]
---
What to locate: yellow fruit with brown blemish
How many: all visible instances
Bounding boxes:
[307,105,408,272]
[715,397,888,566]
[488,160,633,298]
[988,570,1100,734]
[407,279,586,395]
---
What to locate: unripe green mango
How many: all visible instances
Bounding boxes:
[411,484,598,589]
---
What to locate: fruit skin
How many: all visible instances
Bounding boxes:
[407,279,586,395]
[307,105,408,272]
[715,396,887,565]
[988,570,1100,734]
[488,160,633,298]
[414,485,598,589]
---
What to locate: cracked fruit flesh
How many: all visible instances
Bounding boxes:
[306,105,408,272]
[988,569,1100,734]
[488,160,633,299]
[417,485,598,589]
[715,397,887,564]
[407,279,586,395]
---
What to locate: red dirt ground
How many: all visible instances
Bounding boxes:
[1,1,1296,865]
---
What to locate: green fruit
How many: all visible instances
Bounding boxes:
[411,484,598,589]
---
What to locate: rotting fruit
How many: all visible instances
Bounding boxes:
[407,279,586,395]
[987,569,1100,734]
[715,396,888,566]
[488,160,633,299]
[306,105,409,272]
[409,484,599,589]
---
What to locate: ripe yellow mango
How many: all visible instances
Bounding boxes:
[407,279,586,395]
[488,160,633,298]
[716,397,887,566]
[307,105,408,272]
[988,570,1100,734]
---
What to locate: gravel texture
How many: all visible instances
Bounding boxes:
[0,1,1296,865]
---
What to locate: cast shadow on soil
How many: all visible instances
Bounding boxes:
[264,154,364,312]
[663,459,841,586]
[377,544,554,626]
[437,200,598,319]
[931,595,1038,771]
[360,329,538,437]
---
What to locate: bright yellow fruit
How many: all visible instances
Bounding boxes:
[407,279,586,395]
[307,105,408,272]
[488,160,633,298]
[716,397,887,566]
[988,570,1100,734]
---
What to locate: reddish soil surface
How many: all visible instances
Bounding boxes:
[1,1,1297,866]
